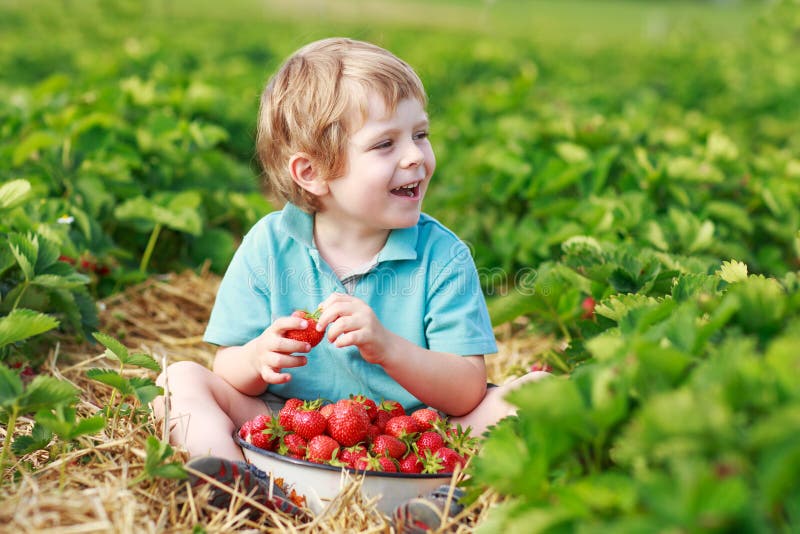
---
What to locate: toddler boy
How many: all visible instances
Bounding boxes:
[154,37,544,527]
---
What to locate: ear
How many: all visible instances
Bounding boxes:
[288,153,329,196]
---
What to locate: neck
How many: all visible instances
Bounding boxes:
[313,212,389,274]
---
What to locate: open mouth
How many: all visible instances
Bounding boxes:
[390,182,420,198]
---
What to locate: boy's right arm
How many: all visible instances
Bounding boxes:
[212,315,311,396]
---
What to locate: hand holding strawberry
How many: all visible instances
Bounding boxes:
[285,309,324,348]
[315,293,392,363]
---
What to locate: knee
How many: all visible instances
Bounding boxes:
[503,370,550,390]
[156,360,211,390]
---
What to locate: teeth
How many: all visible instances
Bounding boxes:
[392,182,419,197]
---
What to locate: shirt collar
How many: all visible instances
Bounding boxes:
[280,203,418,263]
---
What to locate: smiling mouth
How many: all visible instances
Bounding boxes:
[390,182,420,198]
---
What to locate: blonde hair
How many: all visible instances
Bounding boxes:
[256,37,427,212]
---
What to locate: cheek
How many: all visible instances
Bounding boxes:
[425,148,436,178]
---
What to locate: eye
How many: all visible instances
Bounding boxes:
[371,140,393,151]
[414,131,429,141]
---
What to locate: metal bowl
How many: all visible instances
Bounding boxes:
[234,433,451,514]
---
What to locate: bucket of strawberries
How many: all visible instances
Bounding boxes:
[234,394,477,514]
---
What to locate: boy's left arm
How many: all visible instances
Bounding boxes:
[316,293,488,415]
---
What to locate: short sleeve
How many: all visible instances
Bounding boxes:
[203,229,271,347]
[424,244,498,356]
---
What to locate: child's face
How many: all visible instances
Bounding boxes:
[322,91,435,232]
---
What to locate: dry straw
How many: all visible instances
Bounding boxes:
[1,267,548,532]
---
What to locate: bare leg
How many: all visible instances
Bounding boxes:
[152,360,270,461]
[450,371,550,438]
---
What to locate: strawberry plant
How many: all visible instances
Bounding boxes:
[2,330,183,488]
[129,436,187,486]
[86,332,163,431]
[0,362,79,473]
[34,403,106,488]
[469,266,800,531]
[0,179,98,364]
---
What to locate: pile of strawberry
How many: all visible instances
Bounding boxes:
[238,395,478,475]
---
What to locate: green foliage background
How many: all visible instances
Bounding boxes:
[1,0,800,530]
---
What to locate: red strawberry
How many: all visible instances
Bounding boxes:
[284,398,304,410]
[249,414,271,433]
[350,394,378,421]
[282,433,308,457]
[410,408,442,431]
[379,399,405,418]
[251,416,284,451]
[292,401,327,440]
[399,452,423,474]
[415,431,444,455]
[385,415,420,441]
[320,403,335,419]
[238,419,254,440]
[278,399,303,431]
[366,424,381,443]
[374,410,393,433]
[243,414,274,445]
[361,454,397,472]
[377,456,398,473]
[530,361,553,373]
[307,435,340,464]
[581,296,596,319]
[435,447,465,473]
[285,309,324,347]
[339,444,368,469]
[327,401,370,446]
[251,430,276,451]
[371,434,407,459]
[443,423,479,456]
[354,455,372,471]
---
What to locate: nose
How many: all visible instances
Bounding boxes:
[401,141,425,168]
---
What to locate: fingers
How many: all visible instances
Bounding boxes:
[260,365,291,385]
[258,353,307,384]
[273,336,312,354]
[316,293,356,332]
[262,315,313,353]
[266,352,308,370]
[325,314,358,344]
[269,315,311,334]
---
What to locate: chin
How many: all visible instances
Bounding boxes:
[389,211,421,229]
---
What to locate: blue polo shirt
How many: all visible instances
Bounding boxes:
[203,202,497,412]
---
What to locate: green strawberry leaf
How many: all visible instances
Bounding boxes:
[85,369,135,396]
[129,377,163,405]
[149,462,188,480]
[717,260,748,284]
[0,309,60,349]
[19,375,79,414]
[0,179,32,211]
[11,423,54,455]
[34,236,61,273]
[30,273,90,290]
[126,353,162,372]
[92,331,130,363]
[36,405,106,441]
[71,414,108,438]
[144,435,186,480]
[0,364,24,410]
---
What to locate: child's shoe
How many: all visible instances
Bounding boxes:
[393,484,466,533]
[186,456,304,518]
